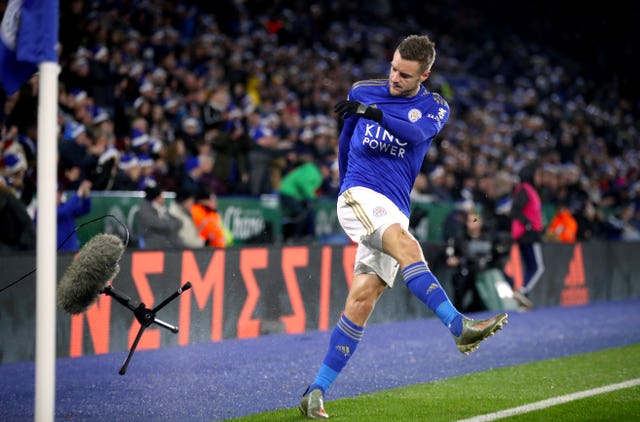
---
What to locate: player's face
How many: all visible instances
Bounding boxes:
[388,50,430,97]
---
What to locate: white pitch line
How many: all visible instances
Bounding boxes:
[457,378,640,422]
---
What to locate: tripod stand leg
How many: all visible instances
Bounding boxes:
[153,317,179,333]
[119,323,146,375]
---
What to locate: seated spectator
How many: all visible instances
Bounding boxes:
[2,151,36,210]
[91,145,120,191]
[605,201,640,241]
[136,185,184,249]
[59,122,91,191]
[575,199,607,241]
[410,172,435,203]
[84,131,119,191]
[135,153,157,190]
[180,154,225,196]
[190,189,232,248]
[319,158,340,198]
[198,153,227,196]
[111,153,141,191]
[168,189,205,248]
[179,117,203,157]
[426,165,455,203]
[56,180,92,252]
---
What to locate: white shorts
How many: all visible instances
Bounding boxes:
[337,187,409,287]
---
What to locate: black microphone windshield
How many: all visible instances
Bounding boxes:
[57,233,125,314]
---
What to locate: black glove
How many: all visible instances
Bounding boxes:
[334,100,383,123]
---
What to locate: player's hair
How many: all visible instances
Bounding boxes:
[397,35,436,73]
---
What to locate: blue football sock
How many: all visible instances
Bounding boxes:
[310,314,363,394]
[402,262,463,336]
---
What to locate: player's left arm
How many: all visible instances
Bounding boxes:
[335,95,450,144]
[381,99,450,144]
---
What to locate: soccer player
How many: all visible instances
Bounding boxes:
[299,35,508,419]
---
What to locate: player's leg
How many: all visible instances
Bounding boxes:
[382,224,507,354]
[301,189,389,419]
[300,273,385,419]
[381,223,464,333]
[309,273,384,392]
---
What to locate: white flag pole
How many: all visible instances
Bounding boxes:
[34,62,60,422]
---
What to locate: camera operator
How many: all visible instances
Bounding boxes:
[445,210,509,312]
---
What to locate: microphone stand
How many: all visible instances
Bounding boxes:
[101,281,192,375]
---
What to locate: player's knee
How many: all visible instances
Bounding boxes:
[383,227,422,261]
[397,235,424,264]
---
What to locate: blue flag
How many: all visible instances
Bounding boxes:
[0,0,59,95]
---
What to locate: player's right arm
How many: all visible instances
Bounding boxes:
[337,114,357,184]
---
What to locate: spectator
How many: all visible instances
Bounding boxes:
[59,122,91,191]
[130,127,151,156]
[190,189,232,248]
[88,45,117,116]
[84,130,119,191]
[410,172,434,202]
[136,185,184,249]
[278,155,323,242]
[575,199,607,241]
[205,91,253,194]
[1,151,35,209]
[56,180,92,252]
[111,153,141,191]
[198,153,227,196]
[179,117,203,157]
[135,153,157,190]
[180,154,224,196]
[425,166,454,203]
[246,109,288,195]
[319,158,341,198]
[168,189,205,248]
[0,180,36,252]
[605,201,640,241]
[209,125,252,195]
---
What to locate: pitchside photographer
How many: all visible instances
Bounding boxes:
[445,210,512,313]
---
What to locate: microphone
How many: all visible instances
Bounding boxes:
[57,233,125,314]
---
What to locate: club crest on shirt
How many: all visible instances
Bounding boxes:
[408,108,422,123]
[372,206,387,217]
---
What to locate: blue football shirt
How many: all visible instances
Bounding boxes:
[338,79,450,217]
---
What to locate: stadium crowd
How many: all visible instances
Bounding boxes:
[1,0,639,251]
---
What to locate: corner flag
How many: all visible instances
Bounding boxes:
[0,0,59,95]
